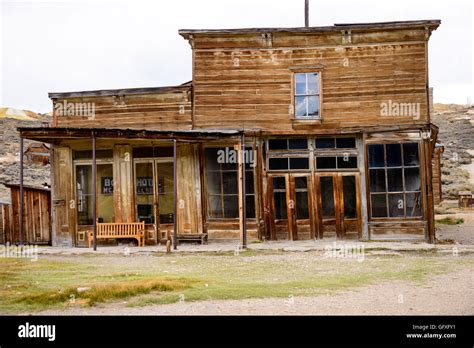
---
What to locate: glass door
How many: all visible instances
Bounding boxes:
[315,173,360,239]
[269,174,313,240]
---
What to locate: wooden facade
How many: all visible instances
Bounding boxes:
[18,20,441,246]
[1,184,51,245]
[432,145,444,205]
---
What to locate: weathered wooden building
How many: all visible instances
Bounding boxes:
[1,184,51,245]
[18,20,441,247]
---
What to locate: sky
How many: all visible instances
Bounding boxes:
[0,0,472,113]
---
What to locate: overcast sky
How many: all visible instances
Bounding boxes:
[0,0,472,113]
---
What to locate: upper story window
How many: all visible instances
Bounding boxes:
[294,72,321,118]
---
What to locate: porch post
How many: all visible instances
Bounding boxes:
[173,139,178,250]
[92,132,97,251]
[238,133,247,249]
[19,136,24,245]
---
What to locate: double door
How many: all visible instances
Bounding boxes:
[269,173,360,240]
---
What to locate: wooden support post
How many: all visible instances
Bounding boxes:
[238,134,247,249]
[424,138,435,243]
[19,136,24,245]
[92,132,97,251]
[173,139,178,250]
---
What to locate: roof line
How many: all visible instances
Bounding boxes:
[179,19,440,37]
[49,83,192,99]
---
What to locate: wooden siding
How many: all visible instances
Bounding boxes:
[192,41,429,131]
[53,89,192,131]
[1,187,51,245]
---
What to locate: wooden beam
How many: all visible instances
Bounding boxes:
[92,132,97,251]
[237,135,247,248]
[173,139,178,250]
[19,137,24,245]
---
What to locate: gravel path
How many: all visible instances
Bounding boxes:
[38,266,473,316]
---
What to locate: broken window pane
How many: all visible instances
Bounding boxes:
[295,96,307,117]
[403,143,419,166]
[307,73,319,94]
[404,168,421,191]
[405,193,421,217]
[308,96,319,117]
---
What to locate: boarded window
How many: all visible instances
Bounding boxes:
[205,148,255,219]
[368,143,422,218]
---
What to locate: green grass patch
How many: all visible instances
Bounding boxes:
[436,217,464,225]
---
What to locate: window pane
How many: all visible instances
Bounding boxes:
[223,195,238,218]
[289,157,309,170]
[268,139,287,150]
[403,143,419,166]
[157,162,174,223]
[269,158,289,170]
[288,138,308,150]
[388,194,405,217]
[307,73,319,94]
[208,195,222,218]
[295,177,308,189]
[206,171,221,195]
[245,171,254,194]
[336,137,356,149]
[273,177,286,190]
[406,193,421,217]
[342,176,357,219]
[205,148,221,171]
[295,96,307,117]
[320,176,335,218]
[337,156,358,169]
[404,168,421,191]
[222,172,238,194]
[296,192,309,219]
[386,144,402,167]
[132,147,173,159]
[370,169,386,192]
[135,162,154,224]
[371,194,387,217]
[387,168,403,192]
[295,73,306,95]
[246,195,256,219]
[307,96,319,117]
[273,192,287,219]
[76,165,93,225]
[98,164,114,223]
[316,157,337,169]
[316,138,335,149]
[368,144,385,167]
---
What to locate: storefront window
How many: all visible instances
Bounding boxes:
[368,143,422,218]
[76,164,114,225]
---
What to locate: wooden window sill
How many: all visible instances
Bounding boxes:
[291,117,323,129]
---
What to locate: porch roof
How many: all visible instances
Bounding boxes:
[17,127,244,144]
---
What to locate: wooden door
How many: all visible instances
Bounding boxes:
[268,174,313,240]
[315,173,361,239]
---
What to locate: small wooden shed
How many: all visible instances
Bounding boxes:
[1,183,51,245]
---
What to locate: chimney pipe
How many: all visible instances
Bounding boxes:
[305,0,309,27]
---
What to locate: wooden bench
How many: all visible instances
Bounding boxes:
[177,233,208,245]
[88,222,145,248]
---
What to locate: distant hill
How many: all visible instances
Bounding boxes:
[0,108,52,203]
[432,104,474,199]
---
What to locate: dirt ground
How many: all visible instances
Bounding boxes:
[38,266,473,315]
